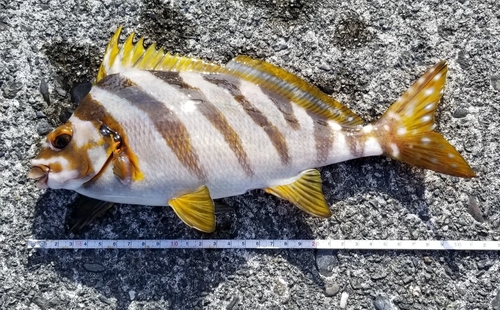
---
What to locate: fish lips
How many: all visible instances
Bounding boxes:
[28,165,50,189]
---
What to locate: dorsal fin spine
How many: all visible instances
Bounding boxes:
[121,32,135,67]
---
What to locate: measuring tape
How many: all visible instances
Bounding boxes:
[26,239,500,250]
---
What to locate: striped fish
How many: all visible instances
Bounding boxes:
[28,27,475,232]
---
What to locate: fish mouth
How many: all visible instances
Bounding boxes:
[28,165,50,189]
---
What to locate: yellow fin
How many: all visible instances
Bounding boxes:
[168,186,216,233]
[97,26,123,82]
[375,61,475,178]
[226,56,363,126]
[265,169,332,218]
[96,27,224,82]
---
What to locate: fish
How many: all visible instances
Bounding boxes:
[28,26,476,233]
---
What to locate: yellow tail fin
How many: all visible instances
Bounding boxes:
[375,61,475,178]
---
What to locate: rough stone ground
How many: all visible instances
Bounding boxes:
[1,0,499,309]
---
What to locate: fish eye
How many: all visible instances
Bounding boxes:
[52,134,72,149]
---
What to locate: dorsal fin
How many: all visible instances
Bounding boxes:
[226,56,363,126]
[97,26,224,82]
[96,27,363,126]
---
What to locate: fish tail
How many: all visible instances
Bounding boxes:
[374,61,476,178]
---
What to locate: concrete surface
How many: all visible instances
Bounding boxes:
[1,0,499,309]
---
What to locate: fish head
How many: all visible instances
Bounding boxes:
[28,115,116,190]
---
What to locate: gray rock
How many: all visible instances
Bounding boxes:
[374,295,397,310]
[36,110,46,119]
[36,119,53,135]
[467,195,484,223]
[324,282,340,297]
[1,79,22,99]
[83,263,106,273]
[452,108,468,118]
[315,249,338,277]
[39,79,50,105]
[477,259,494,270]
[491,75,500,91]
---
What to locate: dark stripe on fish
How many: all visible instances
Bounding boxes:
[153,71,255,176]
[150,71,193,89]
[97,74,208,181]
[344,127,365,158]
[259,86,300,130]
[204,74,290,165]
[307,112,334,164]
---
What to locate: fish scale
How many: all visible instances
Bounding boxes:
[28,27,475,233]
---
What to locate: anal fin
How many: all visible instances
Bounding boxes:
[168,186,216,233]
[265,169,332,218]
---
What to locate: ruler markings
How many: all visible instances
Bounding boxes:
[25,239,500,250]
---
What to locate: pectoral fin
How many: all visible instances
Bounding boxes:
[168,186,216,233]
[265,169,332,218]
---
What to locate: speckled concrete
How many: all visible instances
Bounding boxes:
[1,0,499,309]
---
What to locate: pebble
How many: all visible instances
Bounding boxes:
[477,259,494,270]
[373,295,396,310]
[371,270,388,280]
[2,80,22,99]
[423,256,432,265]
[318,63,332,71]
[491,75,500,91]
[36,119,53,135]
[403,276,413,284]
[324,282,340,297]
[339,291,349,308]
[315,249,338,277]
[129,290,136,301]
[83,263,106,273]
[36,111,46,119]
[467,195,484,223]
[452,108,468,118]
[39,79,50,105]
